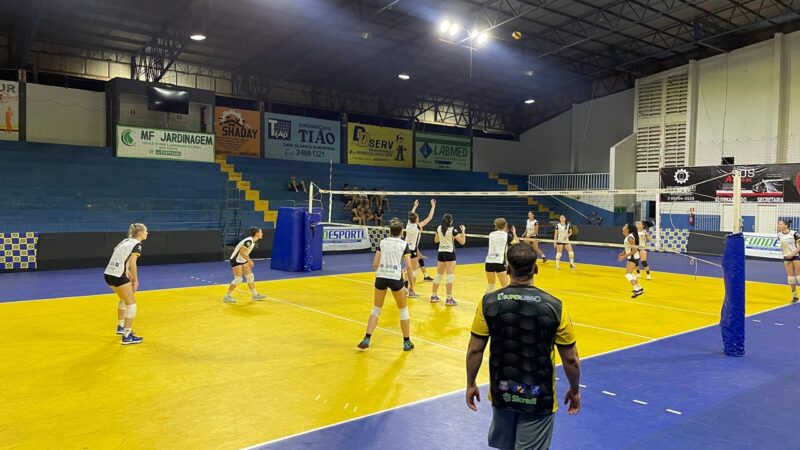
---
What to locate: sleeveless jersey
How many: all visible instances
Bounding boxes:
[405,222,421,251]
[376,237,410,280]
[104,238,142,277]
[486,230,514,264]
[778,229,800,257]
[437,225,458,253]
[230,237,255,264]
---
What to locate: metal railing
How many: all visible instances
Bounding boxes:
[528,173,609,191]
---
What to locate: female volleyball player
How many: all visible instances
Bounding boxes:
[405,198,436,298]
[431,213,466,306]
[554,215,576,270]
[357,219,416,351]
[223,227,266,304]
[636,221,654,280]
[485,218,518,293]
[778,219,800,303]
[104,223,148,344]
[524,211,546,262]
[618,223,644,298]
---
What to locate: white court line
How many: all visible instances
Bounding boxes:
[774,323,784,326]
[753,319,763,323]
[242,301,795,450]
[666,409,683,415]
[602,391,617,397]
[633,399,648,405]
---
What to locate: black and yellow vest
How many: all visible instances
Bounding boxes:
[483,285,564,414]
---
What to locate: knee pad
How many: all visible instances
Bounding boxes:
[399,307,409,320]
[446,274,455,284]
[231,277,243,286]
[433,274,444,284]
[371,306,382,318]
[118,299,126,310]
[245,273,255,283]
[789,276,797,285]
[641,261,649,268]
[568,252,575,258]
[625,273,636,282]
[125,303,137,319]
[796,276,800,284]
[556,252,562,259]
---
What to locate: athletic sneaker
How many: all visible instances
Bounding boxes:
[646,274,652,280]
[635,272,641,279]
[121,332,143,345]
[357,337,371,349]
[430,294,441,303]
[252,294,266,301]
[570,264,577,270]
[116,325,124,335]
[542,256,548,263]
[631,288,644,298]
[424,276,434,281]
[408,292,420,298]
[445,297,458,306]
[792,297,799,304]
[223,295,236,304]
[403,340,415,351]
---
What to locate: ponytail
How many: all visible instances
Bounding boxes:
[441,213,453,231]
[128,223,146,238]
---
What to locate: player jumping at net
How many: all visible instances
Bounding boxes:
[554,215,576,270]
[431,213,466,306]
[619,223,645,298]
[357,219,416,351]
[524,211,547,262]
[635,221,654,280]
[777,219,800,303]
[405,198,436,298]
[104,223,148,345]
[485,218,518,294]
[223,227,266,303]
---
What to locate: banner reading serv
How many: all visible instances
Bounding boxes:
[347,122,412,168]
[214,107,260,157]
[415,132,471,171]
[0,81,19,142]
[116,125,214,163]
[265,113,341,163]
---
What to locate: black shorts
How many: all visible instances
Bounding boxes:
[104,273,130,287]
[437,252,456,262]
[627,256,640,264]
[230,259,247,267]
[375,277,405,291]
[485,263,507,273]
[784,255,800,262]
[409,249,418,259]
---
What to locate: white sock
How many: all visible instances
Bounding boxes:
[118,320,125,327]
[568,252,575,264]
[123,328,131,337]
[486,284,495,294]
[251,288,258,295]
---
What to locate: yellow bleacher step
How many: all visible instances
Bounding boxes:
[245,189,260,202]
[498,178,508,186]
[236,180,251,191]
[489,172,499,179]
[264,211,278,222]
[254,200,269,211]
[507,185,518,191]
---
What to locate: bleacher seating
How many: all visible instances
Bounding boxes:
[0,142,269,233]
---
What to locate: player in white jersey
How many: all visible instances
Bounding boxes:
[484,218,518,293]
[553,215,576,270]
[618,223,644,298]
[223,227,266,303]
[635,221,654,280]
[523,211,546,262]
[431,213,466,306]
[104,223,148,344]
[358,220,416,351]
[777,219,800,303]
[405,198,436,298]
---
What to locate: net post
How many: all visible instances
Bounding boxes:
[655,193,662,251]
[308,183,314,214]
[732,171,742,233]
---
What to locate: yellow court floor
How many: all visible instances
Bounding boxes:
[0,262,789,449]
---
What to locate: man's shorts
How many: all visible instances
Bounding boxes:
[488,407,554,450]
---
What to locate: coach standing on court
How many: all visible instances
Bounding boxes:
[466,244,582,450]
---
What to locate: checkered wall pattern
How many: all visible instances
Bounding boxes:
[367,227,391,251]
[2,232,39,271]
[650,228,689,253]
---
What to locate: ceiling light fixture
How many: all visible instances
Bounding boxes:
[524,99,536,104]
[476,31,489,45]
[398,73,411,80]
[448,23,460,36]
[190,33,206,41]
[439,20,451,34]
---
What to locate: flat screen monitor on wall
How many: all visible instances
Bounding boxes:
[147,87,190,114]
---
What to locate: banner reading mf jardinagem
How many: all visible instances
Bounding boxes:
[415,132,471,171]
[116,125,215,163]
[347,122,412,168]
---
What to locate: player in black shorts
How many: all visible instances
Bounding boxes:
[431,213,466,306]
[485,218,518,294]
[223,227,266,303]
[357,220,416,351]
[103,223,148,344]
[618,223,644,298]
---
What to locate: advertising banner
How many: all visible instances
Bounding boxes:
[0,81,19,141]
[214,107,260,157]
[347,122,412,168]
[415,132,471,171]
[265,113,341,163]
[660,165,800,203]
[116,125,214,163]
[323,226,371,251]
[743,232,783,259]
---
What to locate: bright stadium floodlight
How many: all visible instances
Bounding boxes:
[448,22,460,37]
[190,33,206,41]
[476,31,489,45]
[524,99,535,104]
[398,73,410,80]
[439,19,450,34]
